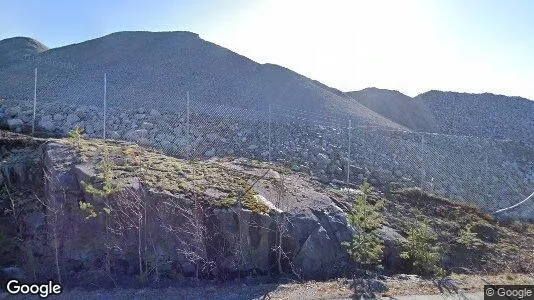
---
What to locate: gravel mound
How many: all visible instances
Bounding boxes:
[0,31,403,130]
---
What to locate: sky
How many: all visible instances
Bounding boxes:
[1,0,533,99]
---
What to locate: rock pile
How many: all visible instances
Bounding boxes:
[1,100,533,219]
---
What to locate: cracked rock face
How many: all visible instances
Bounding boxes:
[5,141,367,284]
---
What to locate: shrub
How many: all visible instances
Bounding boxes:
[342,180,384,269]
[82,154,115,197]
[456,222,483,249]
[401,221,444,277]
[67,126,84,147]
[79,201,97,220]
[68,125,84,139]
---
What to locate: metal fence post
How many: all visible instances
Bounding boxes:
[420,133,425,190]
[186,91,191,159]
[346,119,352,184]
[268,104,272,163]
[32,68,37,135]
[103,73,107,139]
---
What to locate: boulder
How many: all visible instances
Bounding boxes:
[39,115,55,132]
[294,225,338,279]
[141,121,154,130]
[206,133,219,142]
[204,148,216,157]
[74,108,89,119]
[53,113,65,122]
[317,153,331,166]
[66,113,81,125]
[109,131,121,140]
[149,109,161,117]
[84,124,95,135]
[124,129,149,143]
[379,226,407,272]
[7,106,21,117]
[7,118,23,132]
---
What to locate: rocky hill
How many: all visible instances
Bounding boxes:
[415,91,534,143]
[347,88,534,144]
[346,88,436,132]
[0,37,48,66]
[0,31,402,129]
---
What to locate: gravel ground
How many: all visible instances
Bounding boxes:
[2,273,532,299]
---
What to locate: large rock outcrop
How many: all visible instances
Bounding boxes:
[3,138,379,286]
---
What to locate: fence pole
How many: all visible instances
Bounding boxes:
[346,119,352,184]
[420,133,425,190]
[268,104,272,163]
[103,73,107,139]
[485,138,489,203]
[186,91,190,159]
[32,68,37,135]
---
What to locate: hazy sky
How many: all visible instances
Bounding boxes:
[1,0,533,99]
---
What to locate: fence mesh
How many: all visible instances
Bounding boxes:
[2,66,534,219]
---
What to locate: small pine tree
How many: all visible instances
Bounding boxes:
[82,154,115,197]
[68,125,84,139]
[456,222,483,249]
[67,126,84,147]
[401,221,444,277]
[342,180,384,269]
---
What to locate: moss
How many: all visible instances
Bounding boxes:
[243,193,270,214]
[214,197,237,207]
[59,137,277,214]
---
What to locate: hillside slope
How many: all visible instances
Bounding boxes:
[0,31,403,129]
[0,37,48,66]
[415,91,534,143]
[347,88,534,143]
[347,88,436,131]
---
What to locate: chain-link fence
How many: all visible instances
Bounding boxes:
[2,66,534,219]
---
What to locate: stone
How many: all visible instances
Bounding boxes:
[141,121,154,130]
[38,115,55,131]
[109,131,121,140]
[206,133,219,142]
[85,124,95,135]
[294,225,338,279]
[7,118,23,132]
[7,106,21,117]
[66,113,81,125]
[379,226,407,272]
[74,108,89,119]
[21,115,32,124]
[124,129,149,143]
[317,153,331,166]
[149,109,161,117]
[204,148,216,157]
[53,113,65,122]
